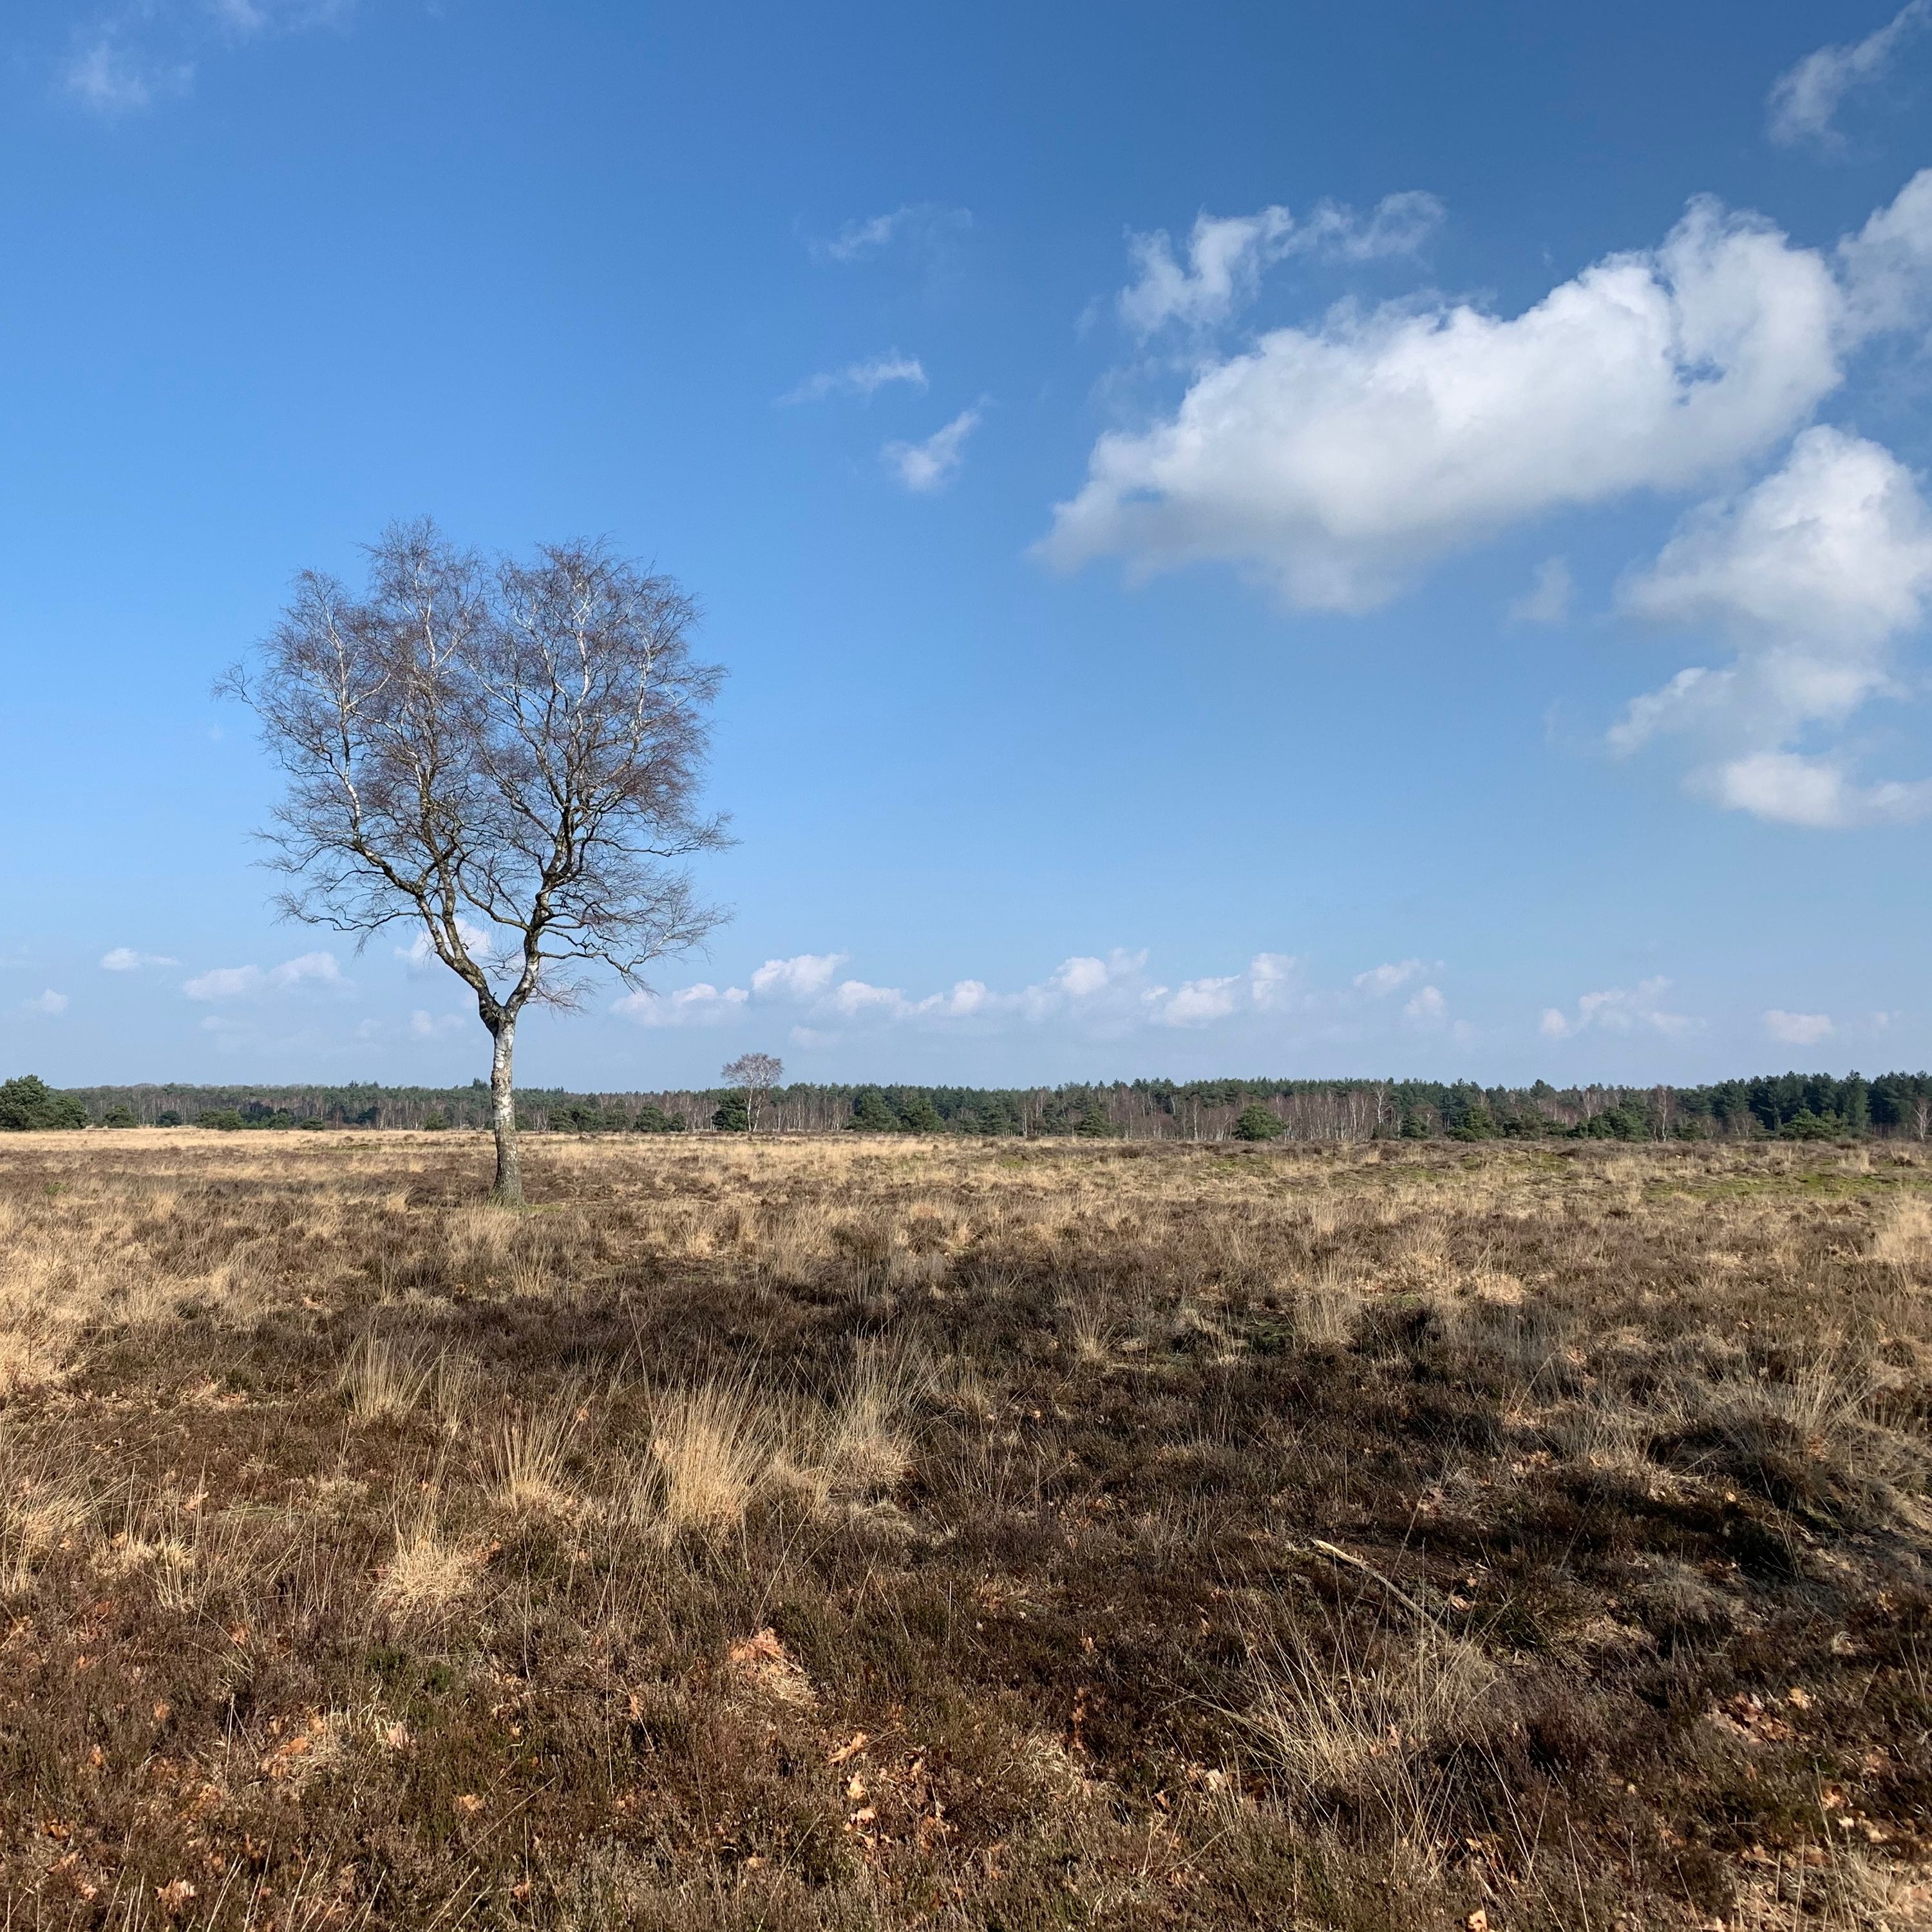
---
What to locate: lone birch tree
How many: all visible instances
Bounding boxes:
[221,520,729,1202]
[721,1052,783,1133]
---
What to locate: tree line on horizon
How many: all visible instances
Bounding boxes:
[6,1068,1927,1142]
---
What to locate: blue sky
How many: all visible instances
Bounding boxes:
[3,0,1931,1091]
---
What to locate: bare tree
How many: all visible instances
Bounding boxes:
[722,1052,783,1134]
[220,520,730,1203]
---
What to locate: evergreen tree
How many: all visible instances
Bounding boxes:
[848,1087,900,1132]
[0,1076,86,1131]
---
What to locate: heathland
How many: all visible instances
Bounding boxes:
[0,1132,1927,1929]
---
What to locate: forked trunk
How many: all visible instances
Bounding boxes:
[489,1018,522,1205]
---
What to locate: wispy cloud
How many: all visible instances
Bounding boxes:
[183,951,345,1001]
[1352,959,1425,996]
[1117,192,1444,337]
[815,204,972,265]
[1510,558,1575,625]
[12,990,69,1018]
[395,922,500,973]
[882,408,980,492]
[611,981,750,1027]
[780,354,927,406]
[1765,1009,1835,1046]
[1404,985,1447,1025]
[1768,0,1929,150]
[62,32,192,114]
[1540,978,1701,1041]
[61,0,354,116]
[100,947,179,971]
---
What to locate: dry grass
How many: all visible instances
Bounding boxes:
[637,1377,777,1536]
[0,1127,1927,1928]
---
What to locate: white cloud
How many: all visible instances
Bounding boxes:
[781,354,928,406]
[1352,958,1423,996]
[1540,978,1701,1040]
[817,204,972,265]
[396,921,499,972]
[882,408,980,492]
[1045,189,1886,611]
[1613,426,1932,826]
[62,0,349,115]
[612,981,750,1027]
[409,1010,468,1039]
[638,946,1314,1036]
[183,951,344,1001]
[750,952,849,999]
[100,947,178,971]
[829,979,908,1018]
[1159,975,1241,1025]
[15,990,69,1018]
[1050,954,1116,999]
[1837,169,1932,339]
[1705,752,1932,829]
[1765,1009,1835,1046]
[1768,1,1929,149]
[63,34,191,113]
[205,0,351,36]
[1118,193,1444,337]
[1248,952,1302,1011]
[1404,984,1447,1024]
[185,966,264,1001]
[1510,557,1574,625]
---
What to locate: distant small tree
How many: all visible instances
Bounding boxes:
[198,1110,246,1132]
[155,1110,183,1128]
[222,520,730,1204]
[721,1052,783,1134]
[97,1104,139,1128]
[633,1104,686,1134]
[1231,1103,1284,1142]
[712,1091,751,1132]
[0,1076,86,1132]
[898,1092,943,1134]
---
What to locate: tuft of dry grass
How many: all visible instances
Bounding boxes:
[489,1394,582,1513]
[635,1378,777,1537]
[1237,1617,1505,1817]
[373,1496,479,1627]
[337,1333,433,1422]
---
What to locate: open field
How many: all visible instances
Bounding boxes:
[0,1132,1928,1930]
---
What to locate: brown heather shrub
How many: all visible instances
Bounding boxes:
[0,1128,1927,1927]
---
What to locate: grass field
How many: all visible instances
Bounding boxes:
[1,1131,1928,1930]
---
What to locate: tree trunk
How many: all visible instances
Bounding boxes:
[489,1019,522,1205]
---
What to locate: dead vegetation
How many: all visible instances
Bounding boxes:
[0,1129,1928,1927]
